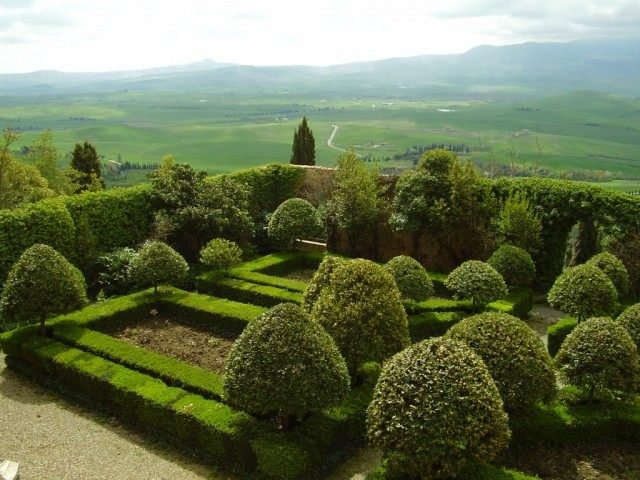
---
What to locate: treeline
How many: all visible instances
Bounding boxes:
[394,144,471,164]
[476,160,624,183]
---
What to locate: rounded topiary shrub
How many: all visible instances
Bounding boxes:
[95,247,138,297]
[128,240,189,295]
[555,317,639,401]
[223,303,349,427]
[547,263,617,322]
[586,252,629,298]
[367,337,510,479]
[311,259,410,377]
[384,255,434,301]
[199,238,242,274]
[302,255,347,311]
[0,244,88,333]
[445,260,508,310]
[446,312,556,411]
[267,198,320,249]
[617,303,640,350]
[487,244,536,288]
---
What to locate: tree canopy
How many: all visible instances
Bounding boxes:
[290,116,315,166]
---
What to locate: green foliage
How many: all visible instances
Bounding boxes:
[604,228,640,299]
[223,303,349,424]
[267,198,320,248]
[95,247,138,296]
[408,311,463,341]
[384,255,434,301]
[199,238,242,273]
[327,150,382,253]
[302,255,348,311]
[290,116,316,166]
[447,312,556,411]
[586,252,629,298]
[0,244,87,331]
[547,263,618,321]
[555,317,639,401]
[487,244,536,288]
[311,259,410,377]
[70,141,104,192]
[547,317,578,357]
[617,303,640,351]
[367,337,510,479]
[496,193,542,254]
[445,260,508,310]
[127,241,188,294]
[30,130,75,196]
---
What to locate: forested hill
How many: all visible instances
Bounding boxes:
[1,37,639,98]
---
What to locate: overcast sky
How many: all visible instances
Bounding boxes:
[1,0,639,73]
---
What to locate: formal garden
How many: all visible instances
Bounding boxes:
[1,150,640,479]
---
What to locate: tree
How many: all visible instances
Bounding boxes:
[0,244,88,334]
[586,252,629,298]
[290,116,315,165]
[496,193,542,254]
[445,260,508,311]
[487,244,536,288]
[267,198,320,249]
[302,255,348,311]
[70,141,104,192]
[199,238,242,274]
[384,255,434,301]
[127,241,189,295]
[30,130,75,195]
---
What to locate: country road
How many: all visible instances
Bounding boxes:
[326,124,361,157]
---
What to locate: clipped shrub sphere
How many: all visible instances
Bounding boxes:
[128,240,188,292]
[302,255,347,311]
[446,312,556,411]
[0,244,88,330]
[487,244,536,288]
[617,303,640,351]
[445,260,508,310]
[384,255,434,301]
[556,317,639,398]
[311,259,410,376]
[587,252,629,297]
[547,263,617,321]
[223,303,349,420]
[267,198,320,248]
[367,337,510,479]
[199,238,242,272]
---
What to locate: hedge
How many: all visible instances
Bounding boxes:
[404,297,472,314]
[366,463,539,480]
[408,311,464,341]
[547,317,578,357]
[196,276,304,307]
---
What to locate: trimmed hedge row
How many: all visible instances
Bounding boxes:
[196,276,304,308]
[408,311,464,342]
[547,317,578,357]
[404,297,472,314]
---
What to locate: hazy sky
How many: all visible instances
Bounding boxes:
[1,0,639,73]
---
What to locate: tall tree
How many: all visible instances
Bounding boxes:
[31,130,75,195]
[290,116,316,165]
[70,141,104,192]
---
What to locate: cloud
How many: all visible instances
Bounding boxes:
[0,0,36,8]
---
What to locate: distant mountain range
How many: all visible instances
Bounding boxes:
[1,37,639,98]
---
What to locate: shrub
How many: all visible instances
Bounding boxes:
[384,255,434,301]
[445,260,508,310]
[267,198,320,249]
[128,241,188,295]
[311,259,410,377]
[496,193,542,254]
[223,303,349,428]
[367,337,510,479]
[487,244,536,288]
[199,238,242,273]
[547,263,617,322]
[446,312,556,411]
[0,244,88,333]
[617,303,640,351]
[586,252,629,298]
[604,228,640,299]
[95,247,138,297]
[302,255,348,311]
[555,317,639,401]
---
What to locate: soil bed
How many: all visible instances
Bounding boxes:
[107,317,234,373]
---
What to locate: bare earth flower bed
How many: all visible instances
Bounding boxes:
[106,317,234,373]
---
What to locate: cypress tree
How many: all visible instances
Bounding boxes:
[290,117,316,165]
[70,141,104,192]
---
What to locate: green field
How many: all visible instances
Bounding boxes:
[2,90,639,187]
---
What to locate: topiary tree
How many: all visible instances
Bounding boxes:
[128,241,188,295]
[367,337,510,479]
[311,259,410,378]
[555,317,639,401]
[0,244,88,334]
[267,198,320,249]
[547,263,617,322]
[586,252,629,298]
[446,312,556,411]
[617,303,640,351]
[199,238,242,274]
[496,193,542,254]
[487,244,536,288]
[445,260,508,311]
[223,303,349,429]
[384,255,434,301]
[302,255,347,312]
[95,247,138,297]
